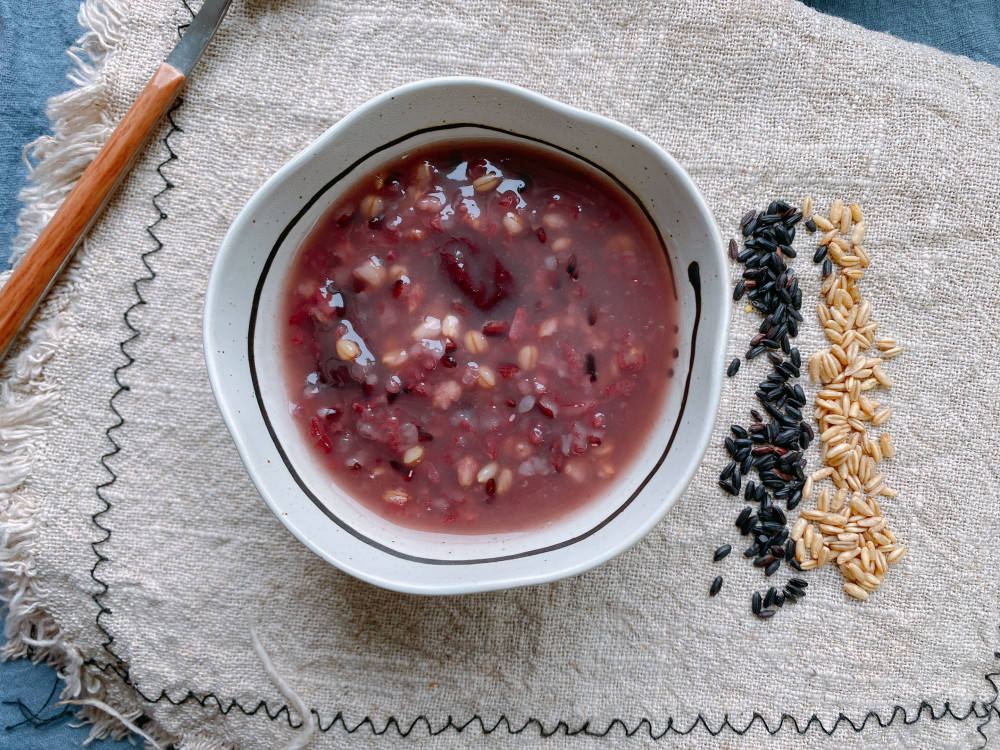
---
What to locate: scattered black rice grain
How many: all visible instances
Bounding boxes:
[785,583,806,599]
[812,245,828,263]
[756,608,776,620]
[728,238,739,260]
[752,591,762,615]
[727,358,741,377]
[764,559,780,577]
[822,259,832,277]
[763,587,777,608]
[710,576,723,596]
[714,544,732,562]
[725,437,737,456]
[789,577,808,589]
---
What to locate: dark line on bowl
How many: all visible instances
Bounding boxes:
[246,123,696,565]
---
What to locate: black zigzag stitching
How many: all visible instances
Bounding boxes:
[50,656,1000,743]
[89,97,183,681]
[16,649,1000,741]
[976,644,1000,748]
[89,0,195,684]
[74,0,1000,745]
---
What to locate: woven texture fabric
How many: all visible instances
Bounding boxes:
[2,0,999,747]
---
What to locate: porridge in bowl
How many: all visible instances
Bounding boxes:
[281,140,678,534]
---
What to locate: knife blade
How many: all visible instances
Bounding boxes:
[0,0,233,364]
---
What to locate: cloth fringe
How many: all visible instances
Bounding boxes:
[60,698,164,749]
[9,0,126,266]
[176,734,236,750]
[0,1,171,747]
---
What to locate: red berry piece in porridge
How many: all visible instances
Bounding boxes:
[282,141,678,534]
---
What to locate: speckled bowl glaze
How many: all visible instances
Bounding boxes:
[204,77,728,595]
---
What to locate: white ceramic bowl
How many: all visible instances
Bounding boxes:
[204,77,728,595]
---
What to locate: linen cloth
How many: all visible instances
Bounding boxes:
[2,0,999,748]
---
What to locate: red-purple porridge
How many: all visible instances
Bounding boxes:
[282,141,678,534]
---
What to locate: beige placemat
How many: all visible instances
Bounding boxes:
[2,0,999,747]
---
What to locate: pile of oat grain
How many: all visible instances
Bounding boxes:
[792,199,907,601]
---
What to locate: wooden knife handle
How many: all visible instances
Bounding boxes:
[0,62,186,363]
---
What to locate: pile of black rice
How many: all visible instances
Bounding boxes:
[710,201,812,619]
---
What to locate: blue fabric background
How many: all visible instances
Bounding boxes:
[803,0,1000,66]
[0,0,80,271]
[0,636,131,749]
[0,1,998,747]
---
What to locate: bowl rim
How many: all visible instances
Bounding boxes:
[204,76,728,594]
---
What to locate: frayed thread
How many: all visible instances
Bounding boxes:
[59,699,164,749]
[251,625,318,750]
[176,736,235,750]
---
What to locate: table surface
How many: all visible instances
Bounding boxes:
[1,0,998,746]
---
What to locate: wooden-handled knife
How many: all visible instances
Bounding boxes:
[0,0,233,364]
